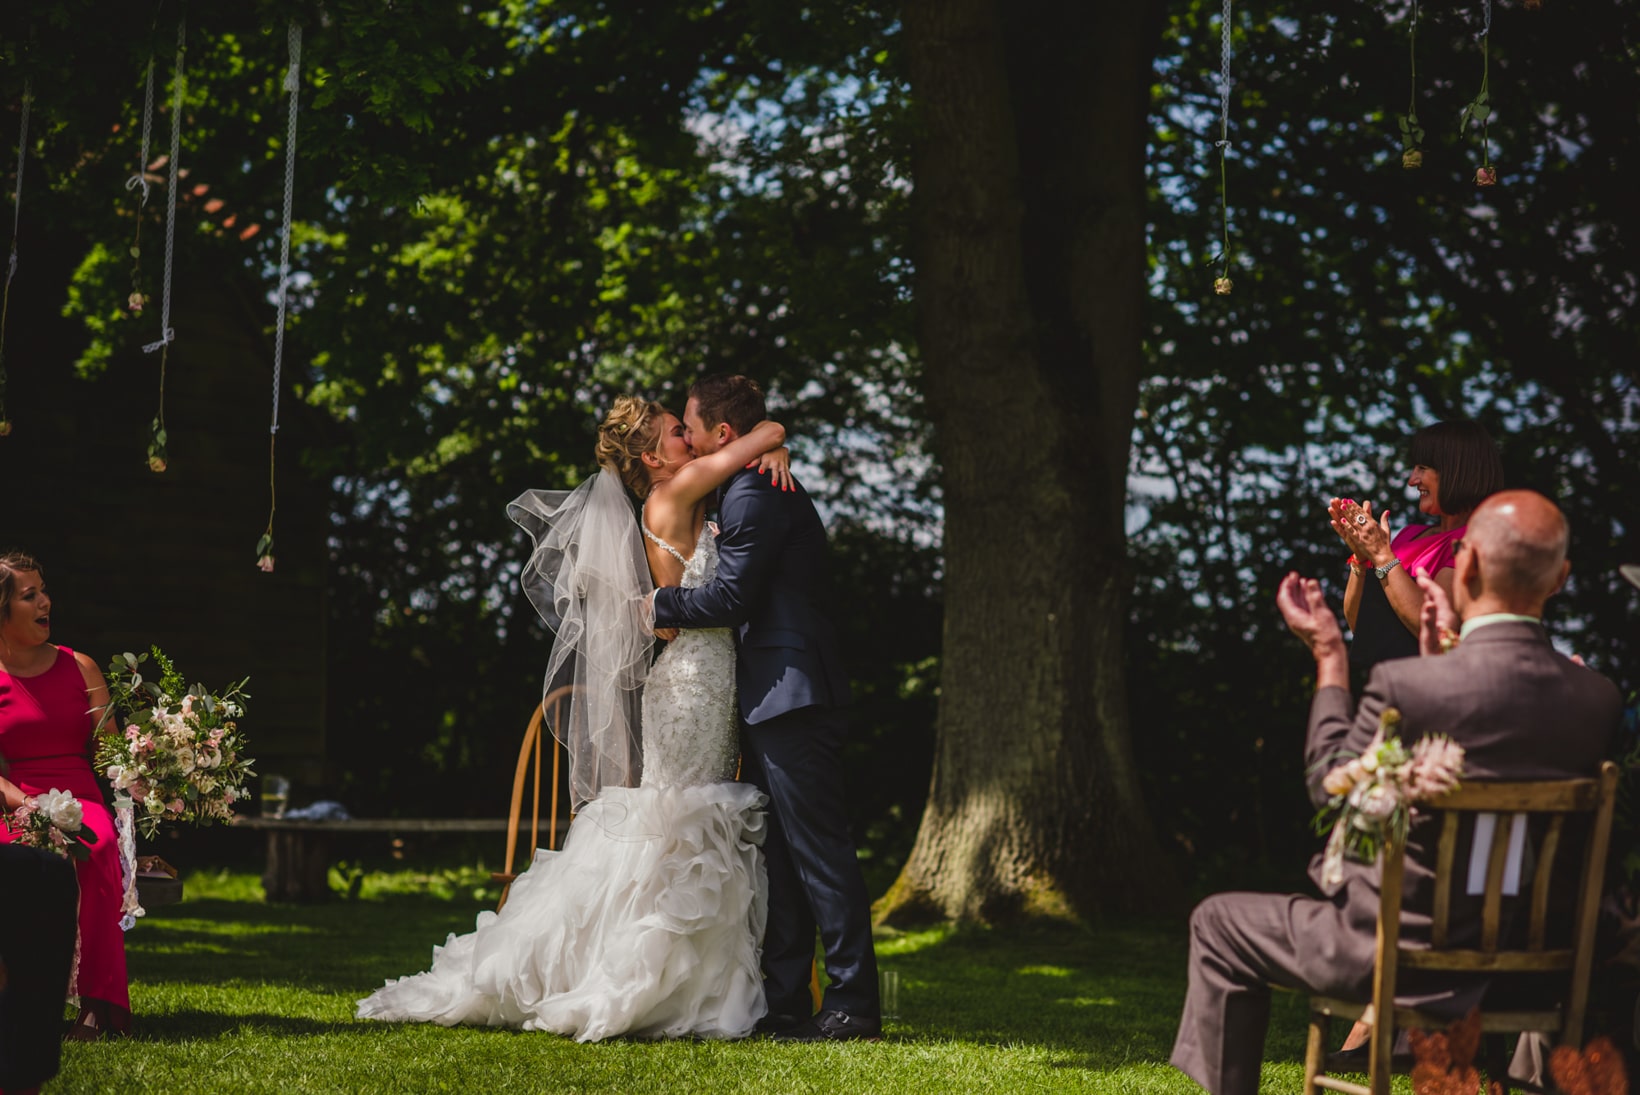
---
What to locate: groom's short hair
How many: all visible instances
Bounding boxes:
[690,374,766,436]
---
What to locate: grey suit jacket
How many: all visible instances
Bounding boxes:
[1302,621,1621,997]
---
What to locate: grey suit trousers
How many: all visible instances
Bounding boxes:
[1171,890,1375,1095]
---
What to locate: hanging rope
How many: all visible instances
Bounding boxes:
[143,21,184,473]
[1212,0,1235,295]
[126,58,156,316]
[258,22,302,574]
[0,79,30,437]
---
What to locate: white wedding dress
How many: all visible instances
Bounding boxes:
[356,523,768,1041]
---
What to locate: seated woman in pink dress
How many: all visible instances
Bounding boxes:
[0,553,131,1039]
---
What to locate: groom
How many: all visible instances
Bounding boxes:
[651,374,881,1041]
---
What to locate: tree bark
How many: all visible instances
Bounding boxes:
[877,0,1178,924]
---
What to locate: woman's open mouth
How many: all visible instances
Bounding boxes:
[35,614,50,630]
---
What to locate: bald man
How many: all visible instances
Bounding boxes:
[1171,490,1623,1095]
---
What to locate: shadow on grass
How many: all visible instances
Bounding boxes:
[135,1010,358,1042]
[866,919,1311,1072]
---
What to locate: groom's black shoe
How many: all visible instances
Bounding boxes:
[753,1012,807,1037]
[771,1010,881,1042]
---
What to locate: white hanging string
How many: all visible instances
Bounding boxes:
[124,59,156,205]
[6,79,29,285]
[271,23,302,440]
[259,22,302,572]
[1,79,30,432]
[1212,0,1235,289]
[143,21,186,355]
[1216,0,1234,150]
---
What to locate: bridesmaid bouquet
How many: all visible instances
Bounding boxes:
[1,789,98,860]
[1313,707,1465,887]
[94,647,256,840]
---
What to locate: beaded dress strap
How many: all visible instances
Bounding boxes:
[640,520,690,567]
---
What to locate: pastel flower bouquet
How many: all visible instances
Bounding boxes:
[1,788,98,860]
[1313,707,1465,887]
[94,647,255,841]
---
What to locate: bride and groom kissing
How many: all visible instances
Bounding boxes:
[357,374,882,1043]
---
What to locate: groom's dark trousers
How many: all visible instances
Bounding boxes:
[653,466,879,1019]
[0,843,78,1091]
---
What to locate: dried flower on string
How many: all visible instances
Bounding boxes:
[147,416,168,474]
[255,532,275,574]
[1214,277,1233,296]
[0,420,11,438]
[1474,165,1498,186]
[1403,148,1424,169]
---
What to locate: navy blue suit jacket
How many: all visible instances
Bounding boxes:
[652,467,850,724]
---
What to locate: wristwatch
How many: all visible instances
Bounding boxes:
[1374,558,1401,580]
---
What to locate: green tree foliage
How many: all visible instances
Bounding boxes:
[1135,0,1640,888]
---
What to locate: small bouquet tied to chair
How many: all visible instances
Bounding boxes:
[1313,707,1466,889]
[94,647,256,923]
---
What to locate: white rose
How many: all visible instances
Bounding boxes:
[106,765,137,791]
[36,789,84,832]
[176,751,197,776]
[1359,750,1380,774]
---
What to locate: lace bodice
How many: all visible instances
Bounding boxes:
[639,519,738,787]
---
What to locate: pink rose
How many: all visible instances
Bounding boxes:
[256,554,276,573]
[166,799,185,814]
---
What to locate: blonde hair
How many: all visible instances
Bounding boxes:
[595,396,669,500]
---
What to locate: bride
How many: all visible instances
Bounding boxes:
[356,395,792,1041]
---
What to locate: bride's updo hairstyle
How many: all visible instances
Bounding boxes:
[595,396,670,500]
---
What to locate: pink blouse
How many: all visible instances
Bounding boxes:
[1392,523,1464,577]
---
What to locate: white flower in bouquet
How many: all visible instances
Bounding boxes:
[35,789,84,832]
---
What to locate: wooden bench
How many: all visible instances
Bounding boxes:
[231,817,525,902]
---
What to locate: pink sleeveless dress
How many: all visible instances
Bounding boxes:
[0,645,130,1019]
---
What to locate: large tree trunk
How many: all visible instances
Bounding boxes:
[877,0,1178,924]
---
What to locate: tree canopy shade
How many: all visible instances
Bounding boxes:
[3,0,1637,921]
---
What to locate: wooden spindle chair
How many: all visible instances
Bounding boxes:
[490,685,578,911]
[1305,760,1620,1095]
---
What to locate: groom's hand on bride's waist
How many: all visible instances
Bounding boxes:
[643,591,679,641]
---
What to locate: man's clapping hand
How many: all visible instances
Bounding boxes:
[1276,572,1345,655]
[1413,566,1458,656]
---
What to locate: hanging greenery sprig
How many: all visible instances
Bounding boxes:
[1459,0,1497,186]
[1398,2,1425,169]
[1211,0,1236,296]
[0,80,31,438]
[258,23,304,575]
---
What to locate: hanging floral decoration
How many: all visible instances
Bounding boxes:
[1211,0,1237,296]
[124,57,157,317]
[1458,0,1496,186]
[142,20,186,474]
[1399,2,1426,169]
[257,23,304,576]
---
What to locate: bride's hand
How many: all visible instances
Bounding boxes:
[749,446,794,492]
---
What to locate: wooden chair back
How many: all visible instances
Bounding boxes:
[1308,761,1620,1095]
[491,685,576,911]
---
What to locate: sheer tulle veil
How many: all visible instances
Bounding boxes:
[507,470,654,809]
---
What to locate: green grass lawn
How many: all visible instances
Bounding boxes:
[48,867,1330,1094]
